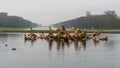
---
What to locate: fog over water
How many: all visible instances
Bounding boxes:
[0,0,120,25]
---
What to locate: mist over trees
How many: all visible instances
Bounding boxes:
[53,10,120,29]
[0,12,38,28]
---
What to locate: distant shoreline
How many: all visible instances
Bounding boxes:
[0,29,120,33]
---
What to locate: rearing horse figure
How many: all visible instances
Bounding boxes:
[55,28,61,40]
[60,25,67,39]
[55,25,69,41]
[47,26,54,38]
[80,29,87,39]
[61,25,66,34]
[72,28,81,41]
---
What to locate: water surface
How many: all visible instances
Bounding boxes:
[0,33,120,68]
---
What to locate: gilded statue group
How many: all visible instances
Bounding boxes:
[25,25,108,41]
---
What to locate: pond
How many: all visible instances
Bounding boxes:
[0,33,120,68]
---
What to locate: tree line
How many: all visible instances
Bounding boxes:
[0,12,38,28]
[53,10,120,29]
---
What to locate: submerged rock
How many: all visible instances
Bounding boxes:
[5,44,8,46]
[12,48,16,50]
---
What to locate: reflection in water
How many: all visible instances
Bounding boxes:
[1,33,120,68]
[23,33,111,52]
[25,38,110,52]
[92,39,100,46]
[47,39,87,52]
[55,40,65,52]
[0,34,8,46]
[80,40,86,50]
[74,40,80,51]
[103,40,116,50]
[47,39,54,50]
[24,38,37,47]
[56,40,61,51]
[45,38,111,52]
[61,40,65,51]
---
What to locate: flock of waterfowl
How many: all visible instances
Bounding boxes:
[24,25,108,42]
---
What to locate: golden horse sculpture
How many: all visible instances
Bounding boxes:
[25,32,39,40]
[99,35,108,41]
[46,26,55,40]
[55,28,61,40]
[89,30,108,41]
[79,29,88,40]
[72,28,81,41]
[55,25,70,41]
[40,33,46,39]
[24,26,108,42]
[89,30,100,40]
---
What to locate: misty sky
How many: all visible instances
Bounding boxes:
[0,0,120,25]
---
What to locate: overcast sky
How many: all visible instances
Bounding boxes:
[0,0,120,25]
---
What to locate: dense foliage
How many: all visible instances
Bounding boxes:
[0,12,38,28]
[53,11,120,29]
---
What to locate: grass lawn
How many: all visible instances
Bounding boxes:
[0,28,120,33]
